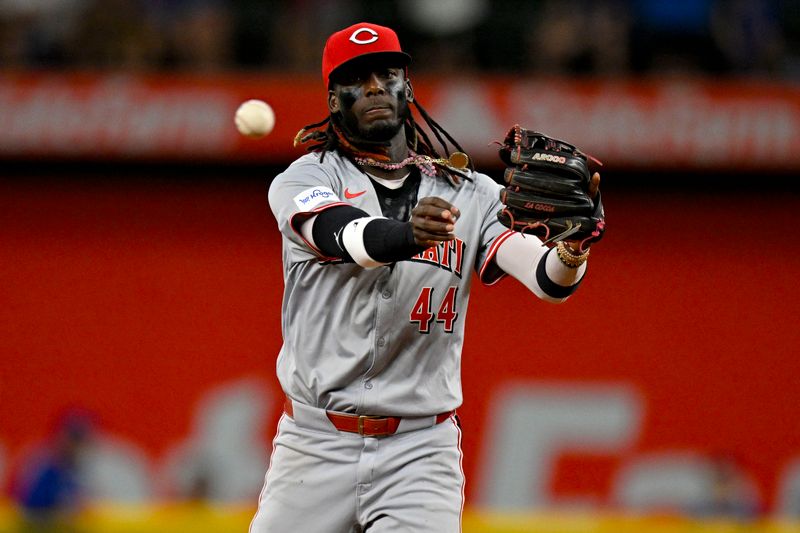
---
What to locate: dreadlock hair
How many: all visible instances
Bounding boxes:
[293,99,473,183]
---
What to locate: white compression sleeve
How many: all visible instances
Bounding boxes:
[340,216,388,269]
[301,209,422,266]
[495,232,586,303]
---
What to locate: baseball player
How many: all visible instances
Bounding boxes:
[250,22,601,533]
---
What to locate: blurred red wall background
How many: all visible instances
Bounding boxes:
[2,172,798,510]
[2,72,800,514]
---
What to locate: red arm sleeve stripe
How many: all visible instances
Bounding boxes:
[478,229,516,286]
[289,202,350,260]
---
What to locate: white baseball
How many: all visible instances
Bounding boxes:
[235,99,275,138]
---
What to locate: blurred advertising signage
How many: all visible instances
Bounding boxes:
[1,72,799,170]
[0,72,323,163]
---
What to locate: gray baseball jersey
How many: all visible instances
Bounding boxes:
[267,150,511,417]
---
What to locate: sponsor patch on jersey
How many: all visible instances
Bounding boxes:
[293,186,339,210]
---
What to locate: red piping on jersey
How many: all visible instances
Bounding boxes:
[452,415,466,533]
[289,201,350,261]
[478,229,516,286]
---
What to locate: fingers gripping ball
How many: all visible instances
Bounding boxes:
[235,99,275,138]
[497,125,605,249]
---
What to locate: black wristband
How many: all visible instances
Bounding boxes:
[310,205,426,263]
[362,219,427,263]
[535,247,583,299]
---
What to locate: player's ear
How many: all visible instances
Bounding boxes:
[328,90,340,113]
[405,80,414,103]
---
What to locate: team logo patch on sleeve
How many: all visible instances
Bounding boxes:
[293,186,339,210]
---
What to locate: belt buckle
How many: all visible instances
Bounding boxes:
[357,415,386,436]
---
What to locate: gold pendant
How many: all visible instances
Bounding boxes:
[448,152,469,169]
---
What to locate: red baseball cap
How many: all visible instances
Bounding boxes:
[322,22,411,86]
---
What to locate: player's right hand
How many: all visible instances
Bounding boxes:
[410,196,460,247]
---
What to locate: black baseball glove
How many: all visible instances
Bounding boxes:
[497,125,605,250]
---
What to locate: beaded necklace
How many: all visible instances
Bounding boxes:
[354,151,470,177]
[327,120,470,179]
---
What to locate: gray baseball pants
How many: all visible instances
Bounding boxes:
[249,401,464,532]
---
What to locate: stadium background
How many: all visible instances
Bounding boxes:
[2,1,800,531]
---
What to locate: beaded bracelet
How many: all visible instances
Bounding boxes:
[556,241,590,268]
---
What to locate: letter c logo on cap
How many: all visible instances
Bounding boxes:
[349,28,379,45]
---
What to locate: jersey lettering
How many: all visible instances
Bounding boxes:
[418,246,439,264]
[410,238,465,277]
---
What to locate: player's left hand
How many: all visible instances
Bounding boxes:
[410,196,460,247]
[565,172,601,252]
[587,172,601,198]
[497,126,605,252]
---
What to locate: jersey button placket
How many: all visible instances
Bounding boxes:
[364,273,391,401]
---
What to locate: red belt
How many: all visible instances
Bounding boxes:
[284,397,453,437]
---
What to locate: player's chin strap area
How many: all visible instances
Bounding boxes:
[284,396,454,437]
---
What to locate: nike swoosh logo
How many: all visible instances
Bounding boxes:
[344,188,366,199]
